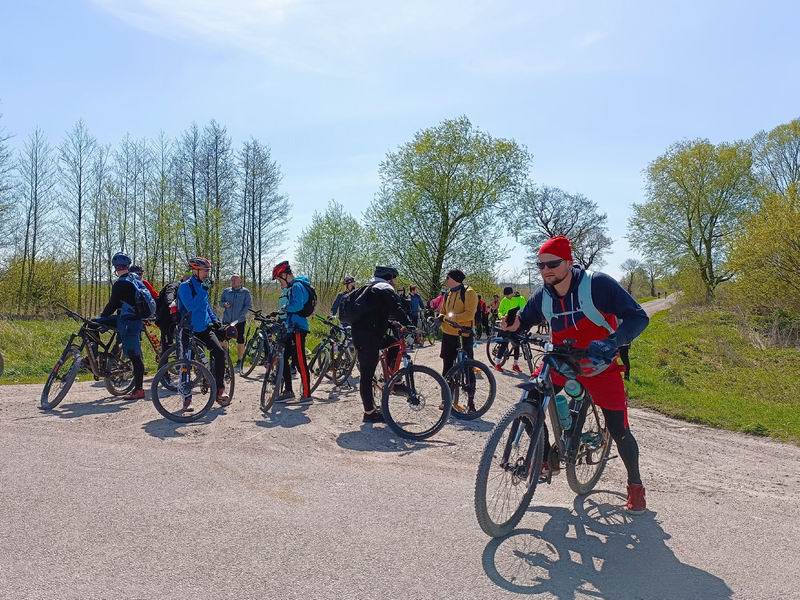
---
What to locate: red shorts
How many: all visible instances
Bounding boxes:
[538,361,629,423]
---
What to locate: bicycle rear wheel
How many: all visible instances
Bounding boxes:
[41,345,82,410]
[485,335,509,368]
[151,359,216,422]
[308,342,332,393]
[260,352,283,413]
[103,347,135,396]
[565,399,612,495]
[448,359,497,420]
[381,365,451,440]
[475,402,544,538]
[241,334,264,378]
[331,344,357,385]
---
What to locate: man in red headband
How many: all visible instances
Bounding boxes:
[504,235,650,513]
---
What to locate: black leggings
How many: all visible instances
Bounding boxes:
[131,354,144,390]
[355,339,399,413]
[540,396,641,485]
[193,328,227,392]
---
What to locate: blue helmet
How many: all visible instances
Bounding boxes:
[112,252,131,268]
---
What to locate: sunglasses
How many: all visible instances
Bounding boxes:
[536,259,564,270]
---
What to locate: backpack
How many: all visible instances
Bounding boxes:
[338,284,375,325]
[156,281,180,325]
[541,270,613,333]
[125,274,156,320]
[292,280,317,318]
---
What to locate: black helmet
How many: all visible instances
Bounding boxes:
[112,252,131,268]
[343,275,355,285]
[374,265,398,281]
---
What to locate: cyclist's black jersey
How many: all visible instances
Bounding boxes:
[101,278,137,318]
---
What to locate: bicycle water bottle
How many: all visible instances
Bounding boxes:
[563,378,584,399]
[554,394,572,430]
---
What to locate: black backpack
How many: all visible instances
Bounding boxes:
[292,280,317,318]
[338,284,375,325]
[156,281,180,325]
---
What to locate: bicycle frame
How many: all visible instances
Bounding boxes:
[378,335,409,381]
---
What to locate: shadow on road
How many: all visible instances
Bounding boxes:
[452,416,495,433]
[482,490,732,599]
[336,423,456,456]
[256,401,312,429]
[48,395,139,419]
[141,408,224,439]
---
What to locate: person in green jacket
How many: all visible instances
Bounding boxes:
[495,287,527,373]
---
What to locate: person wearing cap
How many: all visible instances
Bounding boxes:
[95,253,147,401]
[503,235,650,514]
[220,274,252,372]
[271,260,313,403]
[330,275,356,317]
[350,265,412,423]
[438,269,478,412]
[408,285,424,327]
[495,286,528,373]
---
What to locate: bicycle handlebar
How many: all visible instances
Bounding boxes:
[443,318,473,334]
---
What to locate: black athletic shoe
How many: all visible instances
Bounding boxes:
[362,410,384,423]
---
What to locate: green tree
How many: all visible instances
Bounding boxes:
[366,116,529,298]
[728,187,800,315]
[752,118,800,197]
[294,200,376,306]
[628,139,755,301]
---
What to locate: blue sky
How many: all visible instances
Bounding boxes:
[1,0,798,279]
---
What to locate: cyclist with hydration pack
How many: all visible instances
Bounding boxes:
[503,236,650,513]
[178,257,230,407]
[438,269,478,413]
[331,275,356,317]
[272,261,314,403]
[95,252,155,401]
[341,266,411,423]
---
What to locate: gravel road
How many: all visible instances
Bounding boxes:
[1,296,798,600]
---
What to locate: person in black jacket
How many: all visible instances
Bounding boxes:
[351,266,411,423]
[330,275,356,317]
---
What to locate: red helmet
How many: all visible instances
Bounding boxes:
[272,260,291,280]
[188,257,212,270]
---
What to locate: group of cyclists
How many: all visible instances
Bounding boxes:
[91,233,649,514]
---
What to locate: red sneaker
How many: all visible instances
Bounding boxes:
[493,364,503,373]
[124,388,145,401]
[512,363,522,373]
[625,483,647,514]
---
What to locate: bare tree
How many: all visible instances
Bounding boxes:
[620,258,643,294]
[17,129,57,312]
[59,120,96,310]
[0,112,15,251]
[752,118,800,197]
[512,185,613,270]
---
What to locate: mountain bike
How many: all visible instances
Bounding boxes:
[307,315,356,393]
[474,337,612,538]
[486,327,544,374]
[418,309,439,346]
[150,320,218,422]
[240,308,275,378]
[156,326,236,401]
[256,313,290,413]
[41,303,135,410]
[442,319,497,420]
[376,324,452,440]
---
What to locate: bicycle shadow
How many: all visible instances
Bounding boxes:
[452,416,495,433]
[256,401,312,429]
[141,408,224,439]
[482,490,732,599]
[336,423,455,456]
[47,395,139,419]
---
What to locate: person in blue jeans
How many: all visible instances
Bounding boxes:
[409,285,424,327]
[95,252,148,400]
[178,257,230,408]
[272,261,313,402]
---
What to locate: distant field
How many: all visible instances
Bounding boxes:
[626,307,800,444]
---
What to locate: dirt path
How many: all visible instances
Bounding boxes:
[1,297,798,599]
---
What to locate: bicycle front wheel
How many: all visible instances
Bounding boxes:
[151,359,216,423]
[485,336,509,369]
[565,399,612,495]
[475,402,544,538]
[41,345,82,410]
[448,359,497,420]
[381,365,451,440]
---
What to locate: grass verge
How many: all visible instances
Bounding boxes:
[627,307,800,444]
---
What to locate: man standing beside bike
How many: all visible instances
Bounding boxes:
[94,252,152,401]
[271,261,313,403]
[503,236,649,513]
[344,265,411,423]
[220,274,252,373]
[438,269,478,413]
[330,275,356,317]
[177,257,230,407]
